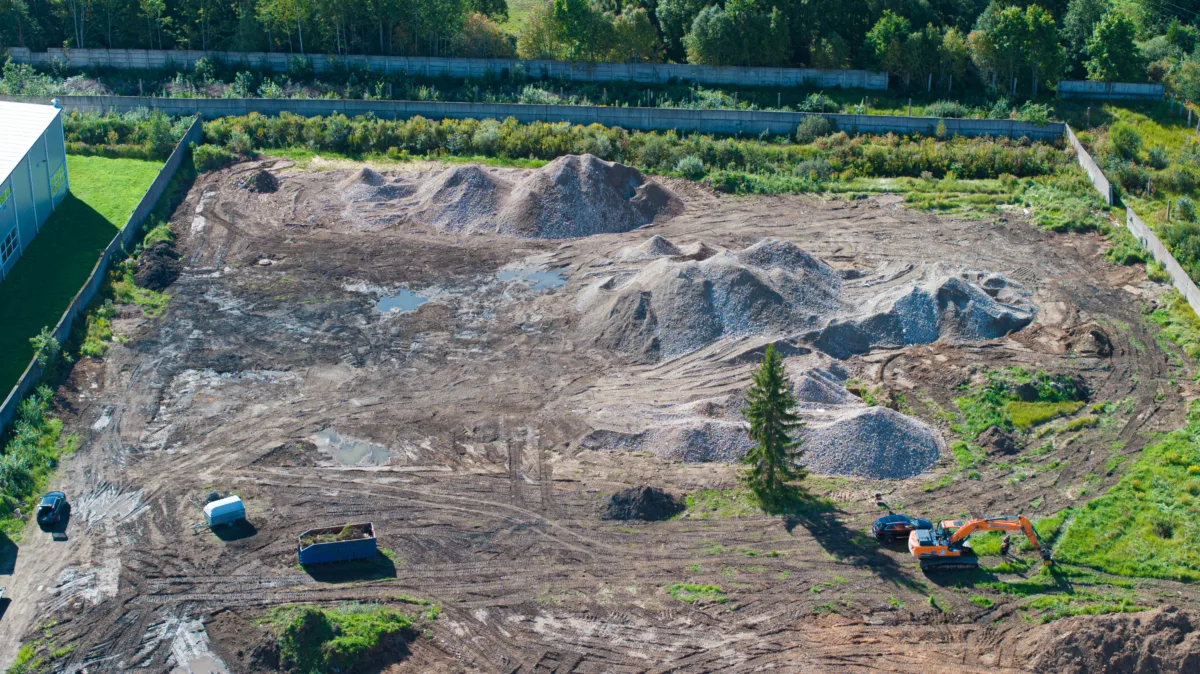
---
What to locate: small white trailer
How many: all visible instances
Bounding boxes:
[203,496,246,527]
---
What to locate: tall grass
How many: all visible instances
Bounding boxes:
[0,385,78,535]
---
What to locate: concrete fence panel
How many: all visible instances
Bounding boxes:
[1,95,1067,141]
[1126,208,1200,316]
[1065,124,1113,206]
[0,117,203,434]
[7,47,889,90]
[1058,80,1164,100]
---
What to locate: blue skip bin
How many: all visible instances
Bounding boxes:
[297,522,377,565]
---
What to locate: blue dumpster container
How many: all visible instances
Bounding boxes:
[297,522,377,565]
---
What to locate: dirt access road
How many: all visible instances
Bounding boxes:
[1,156,1196,673]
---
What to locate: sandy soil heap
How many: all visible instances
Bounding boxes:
[1019,606,1200,673]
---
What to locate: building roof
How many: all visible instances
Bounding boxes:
[0,101,62,185]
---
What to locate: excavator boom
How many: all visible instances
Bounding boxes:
[908,514,1052,571]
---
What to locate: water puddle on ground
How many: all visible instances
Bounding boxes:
[497,266,567,291]
[375,289,429,313]
[313,428,394,466]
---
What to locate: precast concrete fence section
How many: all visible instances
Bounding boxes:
[1065,124,1113,206]
[1057,80,1165,100]
[7,47,888,90]
[1,94,1067,141]
[0,118,203,434]
[1125,208,1200,314]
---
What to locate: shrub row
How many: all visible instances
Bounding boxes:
[201,112,1073,180]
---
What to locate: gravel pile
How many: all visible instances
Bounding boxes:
[578,238,842,361]
[618,235,682,261]
[581,420,753,463]
[339,167,412,203]
[808,274,1035,359]
[800,407,942,479]
[794,368,855,406]
[406,165,510,232]
[362,155,681,238]
[498,155,683,238]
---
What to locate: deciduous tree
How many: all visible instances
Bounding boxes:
[1086,10,1144,81]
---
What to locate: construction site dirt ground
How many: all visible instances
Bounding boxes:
[2,156,1199,673]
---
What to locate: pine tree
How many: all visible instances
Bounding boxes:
[741,344,805,498]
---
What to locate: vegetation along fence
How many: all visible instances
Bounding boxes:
[7,48,889,90]
[1066,121,1200,318]
[1065,124,1113,206]
[1057,81,1165,101]
[0,117,203,434]
[1125,208,1200,313]
[2,95,1066,141]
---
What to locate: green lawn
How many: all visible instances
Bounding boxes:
[0,155,162,394]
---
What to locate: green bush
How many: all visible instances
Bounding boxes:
[1148,146,1170,170]
[675,154,705,178]
[192,143,237,172]
[1107,121,1142,159]
[0,385,74,531]
[1177,196,1196,222]
[795,115,836,144]
[1105,227,1148,265]
[263,604,413,674]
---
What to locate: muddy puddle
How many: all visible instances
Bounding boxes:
[313,428,395,466]
[497,266,566,291]
[375,289,429,313]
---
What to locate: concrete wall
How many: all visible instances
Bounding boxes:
[1125,208,1200,315]
[8,47,889,90]
[0,117,203,434]
[1065,124,1112,206]
[0,111,69,282]
[2,94,1067,141]
[1058,80,1164,100]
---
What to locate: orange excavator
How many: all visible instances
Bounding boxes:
[907,514,1053,572]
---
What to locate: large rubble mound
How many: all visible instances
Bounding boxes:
[1018,606,1200,674]
[344,155,681,237]
[579,237,1034,362]
[800,407,943,479]
[497,154,683,238]
[578,238,843,361]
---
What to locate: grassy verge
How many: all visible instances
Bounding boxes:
[256,603,416,674]
[1150,290,1200,362]
[0,385,80,537]
[0,155,162,392]
[1054,401,1200,582]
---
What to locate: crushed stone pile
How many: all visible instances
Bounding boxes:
[799,407,943,480]
[808,274,1035,359]
[1018,606,1200,674]
[578,238,843,361]
[349,155,681,237]
[406,165,510,232]
[602,486,685,521]
[498,155,682,238]
[582,237,1036,361]
[618,235,682,261]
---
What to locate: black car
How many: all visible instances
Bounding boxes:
[36,491,67,526]
[871,513,932,542]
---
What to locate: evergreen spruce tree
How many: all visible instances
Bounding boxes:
[741,344,805,498]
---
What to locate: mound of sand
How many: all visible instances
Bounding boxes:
[1018,606,1200,674]
[800,407,943,479]
[579,238,842,361]
[808,275,1034,359]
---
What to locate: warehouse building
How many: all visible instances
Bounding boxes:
[0,100,69,282]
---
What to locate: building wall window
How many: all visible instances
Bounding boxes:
[0,184,10,211]
[50,164,66,195]
[0,228,18,266]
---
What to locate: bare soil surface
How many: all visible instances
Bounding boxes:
[2,157,1198,673]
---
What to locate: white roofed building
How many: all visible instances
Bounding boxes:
[0,101,69,281]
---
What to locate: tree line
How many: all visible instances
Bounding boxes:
[2,0,1199,95]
